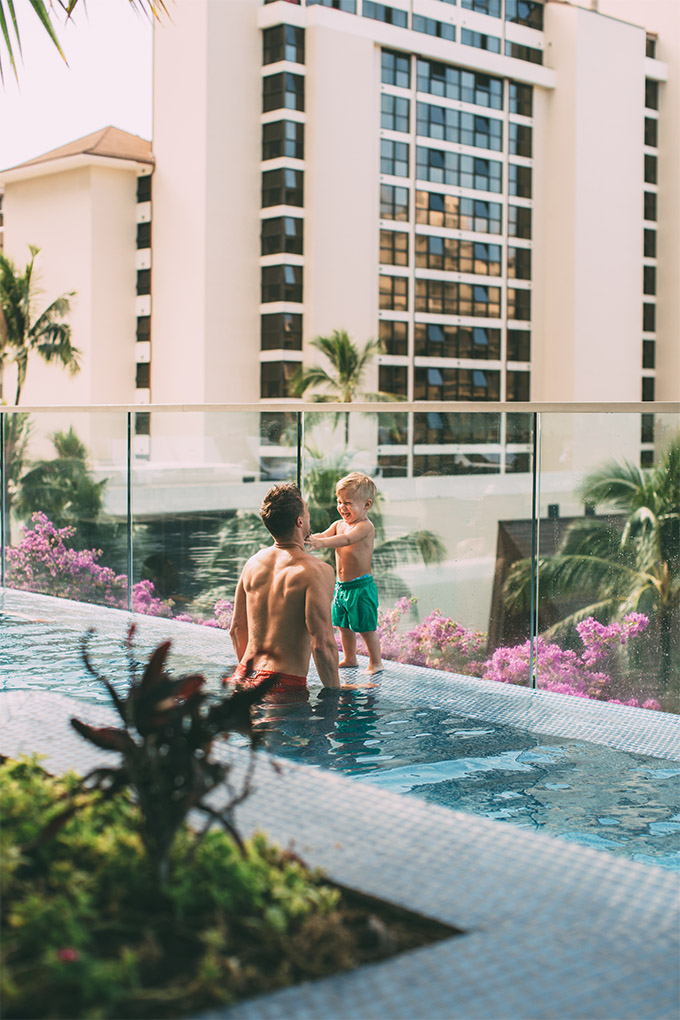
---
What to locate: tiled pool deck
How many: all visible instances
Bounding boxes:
[1,589,679,1020]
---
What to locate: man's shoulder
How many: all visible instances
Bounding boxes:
[303,552,335,582]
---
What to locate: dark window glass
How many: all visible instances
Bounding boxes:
[307,0,356,9]
[643,302,656,332]
[381,94,410,133]
[414,368,500,401]
[262,168,304,207]
[415,280,501,317]
[262,120,304,161]
[415,236,501,275]
[645,117,658,147]
[644,191,657,222]
[506,452,531,473]
[378,455,408,478]
[509,82,533,117]
[380,184,409,221]
[413,453,501,476]
[462,0,500,16]
[643,265,656,295]
[414,324,500,359]
[260,411,297,447]
[508,246,531,280]
[381,139,410,177]
[379,320,408,356]
[508,288,531,321]
[379,274,409,310]
[416,58,503,110]
[261,313,303,350]
[505,0,543,29]
[506,369,529,400]
[260,361,297,399]
[379,412,408,445]
[135,362,150,389]
[261,216,304,255]
[261,264,303,303]
[645,78,659,110]
[646,36,656,58]
[642,340,655,369]
[263,24,305,65]
[509,163,532,198]
[414,411,500,445]
[379,365,408,396]
[462,29,501,53]
[505,41,543,64]
[413,15,455,40]
[507,329,530,361]
[642,376,655,401]
[136,269,151,296]
[644,229,657,258]
[364,2,407,26]
[381,48,410,88]
[135,412,150,436]
[416,147,502,192]
[509,122,532,157]
[380,229,409,266]
[416,102,503,151]
[508,204,532,238]
[136,222,151,249]
[415,191,502,233]
[644,154,657,184]
[136,175,151,203]
[263,72,305,112]
[136,316,151,342]
[641,412,655,443]
[640,449,655,468]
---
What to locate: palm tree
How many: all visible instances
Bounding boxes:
[503,435,680,684]
[291,330,395,446]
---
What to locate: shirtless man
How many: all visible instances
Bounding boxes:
[227,483,340,693]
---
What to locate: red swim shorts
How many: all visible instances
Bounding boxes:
[225,663,308,695]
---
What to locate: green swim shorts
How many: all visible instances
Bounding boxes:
[332,574,379,634]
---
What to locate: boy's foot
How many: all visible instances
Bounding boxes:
[339,659,359,668]
[366,663,385,676]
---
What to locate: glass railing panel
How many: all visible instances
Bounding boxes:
[130,410,297,624]
[1,409,128,608]
[536,411,680,714]
[301,408,535,683]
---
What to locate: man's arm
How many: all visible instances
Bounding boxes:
[229,575,248,662]
[305,562,340,688]
[308,519,372,550]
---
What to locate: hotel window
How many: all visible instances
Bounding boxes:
[262,168,304,207]
[645,35,656,58]
[135,412,150,436]
[415,280,501,316]
[414,367,500,401]
[643,303,656,331]
[263,24,305,65]
[307,0,356,9]
[136,316,151,341]
[136,269,151,296]
[379,320,408,356]
[504,42,543,64]
[379,413,408,446]
[507,329,530,361]
[416,103,503,151]
[644,155,658,185]
[507,246,531,280]
[461,0,500,16]
[261,264,303,303]
[642,377,655,401]
[416,59,503,110]
[509,122,532,158]
[379,455,408,478]
[262,120,304,161]
[416,148,502,192]
[641,413,655,443]
[644,117,658,147]
[261,216,303,255]
[461,30,501,54]
[415,237,501,275]
[379,366,408,397]
[261,312,303,350]
[643,340,655,369]
[509,82,533,117]
[380,184,409,221]
[508,288,531,320]
[379,274,409,310]
[413,452,500,476]
[382,48,410,88]
[505,0,543,30]
[136,175,151,203]
[644,191,657,221]
[380,229,409,266]
[136,222,151,248]
[381,94,410,133]
[135,363,150,389]
[643,266,656,295]
[415,324,500,359]
[364,2,407,26]
[645,79,659,111]
[381,139,410,177]
[509,164,532,198]
[644,229,657,258]
[260,361,297,399]
[414,411,500,444]
[413,16,455,41]
[262,72,305,112]
[508,205,531,239]
[415,191,502,233]
[506,369,530,400]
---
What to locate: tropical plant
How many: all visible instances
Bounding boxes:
[291,329,397,446]
[503,435,680,684]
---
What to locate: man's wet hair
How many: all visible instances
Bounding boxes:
[260,483,305,539]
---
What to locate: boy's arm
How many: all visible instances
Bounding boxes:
[305,563,340,688]
[308,519,372,550]
[229,575,248,661]
[306,520,339,550]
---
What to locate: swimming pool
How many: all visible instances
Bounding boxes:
[2,591,680,872]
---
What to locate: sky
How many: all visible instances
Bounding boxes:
[0,1,153,171]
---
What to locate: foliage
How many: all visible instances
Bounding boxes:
[503,435,680,684]
[378,597,487,674]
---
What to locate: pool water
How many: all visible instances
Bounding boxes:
[2,609,679,871]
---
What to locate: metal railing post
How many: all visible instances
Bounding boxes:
[296,411,304,491]
[0,412,5,588]
[126,412,133,613]
[529,411,542,690]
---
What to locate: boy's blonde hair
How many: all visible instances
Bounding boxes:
[336,472,377,505]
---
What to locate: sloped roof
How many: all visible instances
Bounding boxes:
[5,126,153,172]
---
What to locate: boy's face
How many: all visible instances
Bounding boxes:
[336,489,371,525]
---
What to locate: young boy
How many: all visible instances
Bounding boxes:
[307,472,384,675]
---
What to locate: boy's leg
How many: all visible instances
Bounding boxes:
[338,627,358,668]
[361,631,384,674]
